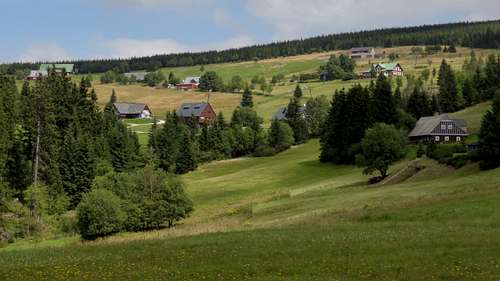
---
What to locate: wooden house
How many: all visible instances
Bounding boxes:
[178,102,216,124]
[113,102,152,119]
[176,76,200,91]
[408,114,468,143]
[350,47,376,59]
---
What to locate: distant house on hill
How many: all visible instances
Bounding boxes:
[176,76,200,91]
[178,102,216,124]
[26,70,48,80]
[362,62,404,78]
[408,114,468,143]
[124,72,147,82]
[39,64,76,74]
[113,102,152,119]
[350,47,376,59]
[273,106,306,121]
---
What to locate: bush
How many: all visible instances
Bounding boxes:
[426,143,466,160]
[59,211,78,236]
[76,189,125,240]
[253,145,276,157]
[439,154,469,168]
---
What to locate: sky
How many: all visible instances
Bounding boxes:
[1,0,499,63]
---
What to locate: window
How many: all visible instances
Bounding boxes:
[456,136,461,142]
[441,124,446,130]
[435,136,440,142]
[447,124,453,130]
[444,136,450,142]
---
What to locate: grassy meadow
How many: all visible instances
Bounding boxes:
[1,139,500,280]
[2,47,499,280]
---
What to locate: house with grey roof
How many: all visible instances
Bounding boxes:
[350,47,376,59]
[113,102,152,119]
[273,106,306,121]
[178,102,216,124]
[124,72,147,81]
[39,64,75,74]
[408,114,468,143]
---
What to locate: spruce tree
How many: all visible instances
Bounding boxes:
[285,97,308,144]
[478,93,500,170]
[156,111,181,172]
[175,126,197,174]
[241,86,253,108]
[438,59,459,112]
[293,85,303,99]
[407,86,432,119]
[370,74,398,124]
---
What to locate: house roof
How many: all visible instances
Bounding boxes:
[39,64,75,73]
[376,63,400,71]
[408,114,468,137]
[182,76,201,84]
[178,102,210,117]
[113,103,150,115]
[273,106,306,121]
[124,72,147,81]
[350,47,374,52]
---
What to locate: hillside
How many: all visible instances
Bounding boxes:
[2,139,500,280]
[93,46,497,124]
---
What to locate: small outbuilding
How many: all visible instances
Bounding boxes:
[113,102,152,119]
[408,114,468,143]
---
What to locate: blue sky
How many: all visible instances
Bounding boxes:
[1,0,499,63]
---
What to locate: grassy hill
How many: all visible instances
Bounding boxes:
[2,139,500,280]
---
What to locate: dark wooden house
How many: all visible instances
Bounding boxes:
[408,114,468,143]
[113,102,152,119]
[178,102,216,124]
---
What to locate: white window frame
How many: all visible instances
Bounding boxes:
[435,136,440,142]
[456,136,461,142]
[447,124,453,130]
[444,136,450,142]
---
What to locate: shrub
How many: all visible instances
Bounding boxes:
[426,143,466,160]
[439,154,469,168]
[76,189,125,240]
[253,145,276,157]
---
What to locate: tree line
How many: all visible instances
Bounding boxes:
[2,20,500,75]
[0,72,193,242]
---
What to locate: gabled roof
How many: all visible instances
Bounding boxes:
[350,47,374,52]
[409,114,468,137]
[375,62,400,71]
[113,103,149,115]
[178,102,210,117]
[182,76,201,84]
[39,64,74,73]
[273,106,306,121]
[124,72,147,81]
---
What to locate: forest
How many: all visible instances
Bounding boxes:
[2,20,500,75]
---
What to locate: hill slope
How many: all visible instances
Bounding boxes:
[1,140,500,280]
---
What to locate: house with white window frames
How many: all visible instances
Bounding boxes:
[408,114,468,143]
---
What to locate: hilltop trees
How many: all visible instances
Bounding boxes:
[319,54,356,81]
[199,71,224,92]
[478,93,500,170]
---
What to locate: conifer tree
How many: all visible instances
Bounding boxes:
[438,60,459,112]
[293,85,303,99]
[407,86,432,119]
[478,93,500,170]
[175,126,197,174]
[370,74,398,124]
[285,97,308,144]
[241,86,254,108]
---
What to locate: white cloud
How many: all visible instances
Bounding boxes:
[102,35,255,58]
[18,42,71,62]
[246,0,500,40]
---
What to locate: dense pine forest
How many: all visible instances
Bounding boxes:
[2,20,500,75]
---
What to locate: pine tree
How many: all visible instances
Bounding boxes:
[438,59,459,112]
[156,111,181,172]
[285,97,308,144]
[407,86,432,119]
[175,126,197,174]
[269,119,294,152]
[478,93,500,170]
[462,78,479,106]
[370,74,398,124]
[293,85,303,99]
[241,86,253,108]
